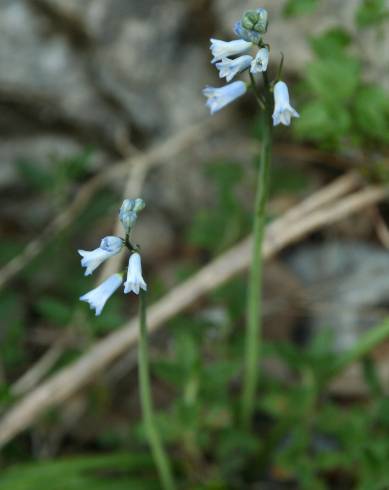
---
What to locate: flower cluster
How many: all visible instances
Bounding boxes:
[78,199,147,316]
[203,8,299,126]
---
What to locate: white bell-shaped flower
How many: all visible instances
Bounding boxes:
[250,48,269,74]
[272,81,300,126]
[78,236,123,276]
[203,81,247,115]
[80,273,123,316]
[216,55,253,82]
[124,253,147,295]
[210,38,252,63]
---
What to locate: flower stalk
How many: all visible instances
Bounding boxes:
[203,5,300,432]
[138,291,176,490]
[241,74,273,429]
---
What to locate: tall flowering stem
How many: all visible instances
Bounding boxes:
[138,291,176,490]
[203,7,299,430]
[241,73,272,428]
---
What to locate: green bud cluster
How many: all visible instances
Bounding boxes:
[241,8,268,34]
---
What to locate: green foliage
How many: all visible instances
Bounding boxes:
[188,161,250,253]
[306,57,360,103]
[283,0,318,17]
[310,27,352,57]
[270,165,312,196]
[295,17,389,151]
[147,313,262,485]
[353,85,389,145]
[36,296,73,327]
[356,0,389,27]
[0,453,158,490]
[16,150,92,195]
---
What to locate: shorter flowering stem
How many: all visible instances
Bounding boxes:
[138,292,176,490]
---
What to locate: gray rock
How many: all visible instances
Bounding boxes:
[0,0,123,139]
[91,0,207,134]
[286,241,389,350]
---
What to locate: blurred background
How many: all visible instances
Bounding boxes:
[1,0,389,488]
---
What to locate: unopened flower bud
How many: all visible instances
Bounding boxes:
[254,8,268,33]
[241,8,268,35]
[120,210,138,232]
[241,10,259,30]
[119,198,145,233]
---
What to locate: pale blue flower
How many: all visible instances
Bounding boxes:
[250,47,269,74]
[78,236,123,276]
[124,252,147,295]
[210,38,252,63]
[80,273,123,316]
[272,81,299,126]
[234,21,262,44]
[216,55,253,82]
[203,81,247,114]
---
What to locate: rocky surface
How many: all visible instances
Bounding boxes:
[2,0,389,186]
[286,241,389,351]
[1,0,388,245]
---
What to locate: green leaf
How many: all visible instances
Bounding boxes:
[353,85,389,145]
[356,0,389,27]
[283,0,318,17]
[310,28,352,58]
[153,360,186,387]
[187,161,249,253]
[36,296,72,326]
[294,100,351,148]
[0,453,158,490]
[16,159,54,192]
[270,166,311,196]
[306,57,360,103]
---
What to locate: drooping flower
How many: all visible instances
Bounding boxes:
[210,38,252,63]
[272,81,300,126]
[80,273,123,316]
[78,236,123,276]
[216,55,253,82]
[124,253,147,295]
[203,81,247,114]
[250,47,269,74]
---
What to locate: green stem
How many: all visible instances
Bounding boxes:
[241,83,273,429]
[249,72,266,110]
[138,292,176,490]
